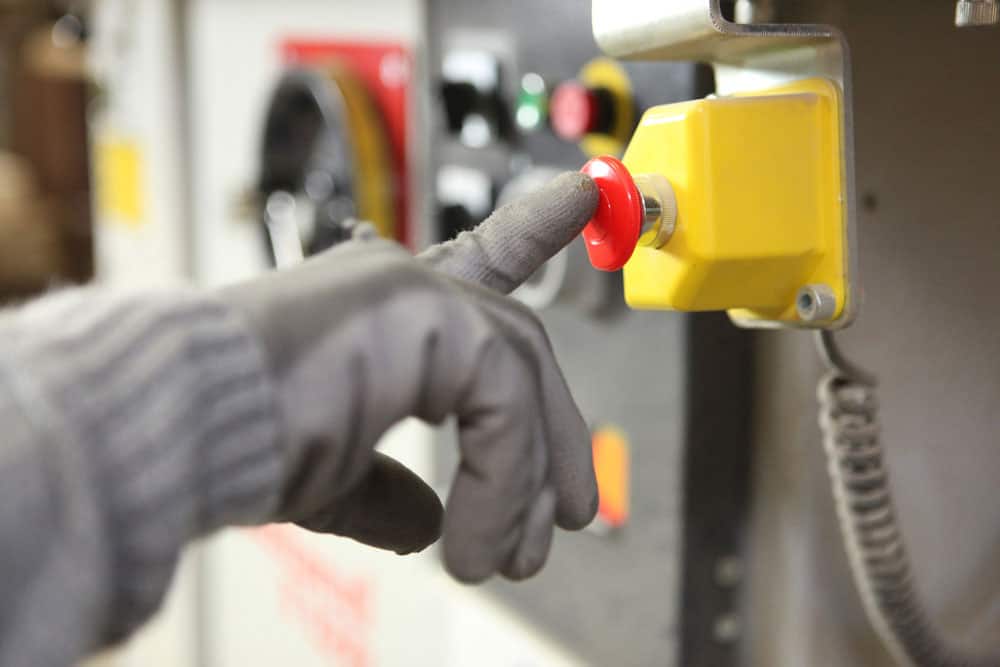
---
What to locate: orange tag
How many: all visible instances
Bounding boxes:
[591,426,631,529]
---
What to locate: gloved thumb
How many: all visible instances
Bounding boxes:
[295,452,444,554]
[417,172,598,294]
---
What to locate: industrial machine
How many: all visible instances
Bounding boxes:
[570,3,1000,666]
[86,1,1000,666]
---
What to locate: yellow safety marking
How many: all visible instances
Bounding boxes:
[95,136,145,228]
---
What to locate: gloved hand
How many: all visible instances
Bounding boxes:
[221,172,600,582]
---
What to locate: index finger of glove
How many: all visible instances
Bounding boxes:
[417,172,598,294]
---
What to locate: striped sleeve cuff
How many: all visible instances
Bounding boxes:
[5,287,284,641]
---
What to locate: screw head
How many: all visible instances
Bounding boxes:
[796,284,838,322]
[714,556,744,587]
[713,613,742,643]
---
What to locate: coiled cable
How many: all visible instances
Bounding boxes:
[816,330,999,667]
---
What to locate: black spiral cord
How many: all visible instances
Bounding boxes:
[815,331,999,667]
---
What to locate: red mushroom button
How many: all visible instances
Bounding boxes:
[580,155,644,271]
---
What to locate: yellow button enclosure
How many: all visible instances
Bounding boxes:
[621,78,848,327]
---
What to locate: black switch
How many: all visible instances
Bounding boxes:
[439,50,510,146]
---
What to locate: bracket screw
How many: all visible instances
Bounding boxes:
[796,284,837,322]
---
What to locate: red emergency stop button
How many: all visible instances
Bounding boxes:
[580,155,643,271]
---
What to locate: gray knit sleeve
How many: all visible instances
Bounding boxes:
[0,287,284,667]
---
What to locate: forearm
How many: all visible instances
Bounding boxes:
[0,288,283,666]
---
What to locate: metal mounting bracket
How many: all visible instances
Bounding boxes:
[592,0,859,329]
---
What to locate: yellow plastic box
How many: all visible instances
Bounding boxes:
[621,78,848,327]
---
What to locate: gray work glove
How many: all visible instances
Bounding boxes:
[222,172,600,582]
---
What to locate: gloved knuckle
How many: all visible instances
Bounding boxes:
[511,302,552,352]
[499,293,543,330]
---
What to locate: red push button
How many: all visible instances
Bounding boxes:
[550,81,599,141]
[580,155,643,271]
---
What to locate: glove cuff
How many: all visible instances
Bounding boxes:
[2,287,284,641]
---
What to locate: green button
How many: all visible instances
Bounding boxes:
[516,73,548,133]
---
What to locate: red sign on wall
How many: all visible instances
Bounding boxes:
[251,525,375,667]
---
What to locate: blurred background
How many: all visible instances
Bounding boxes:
[0,0,92,300]
[1,1,999,665]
